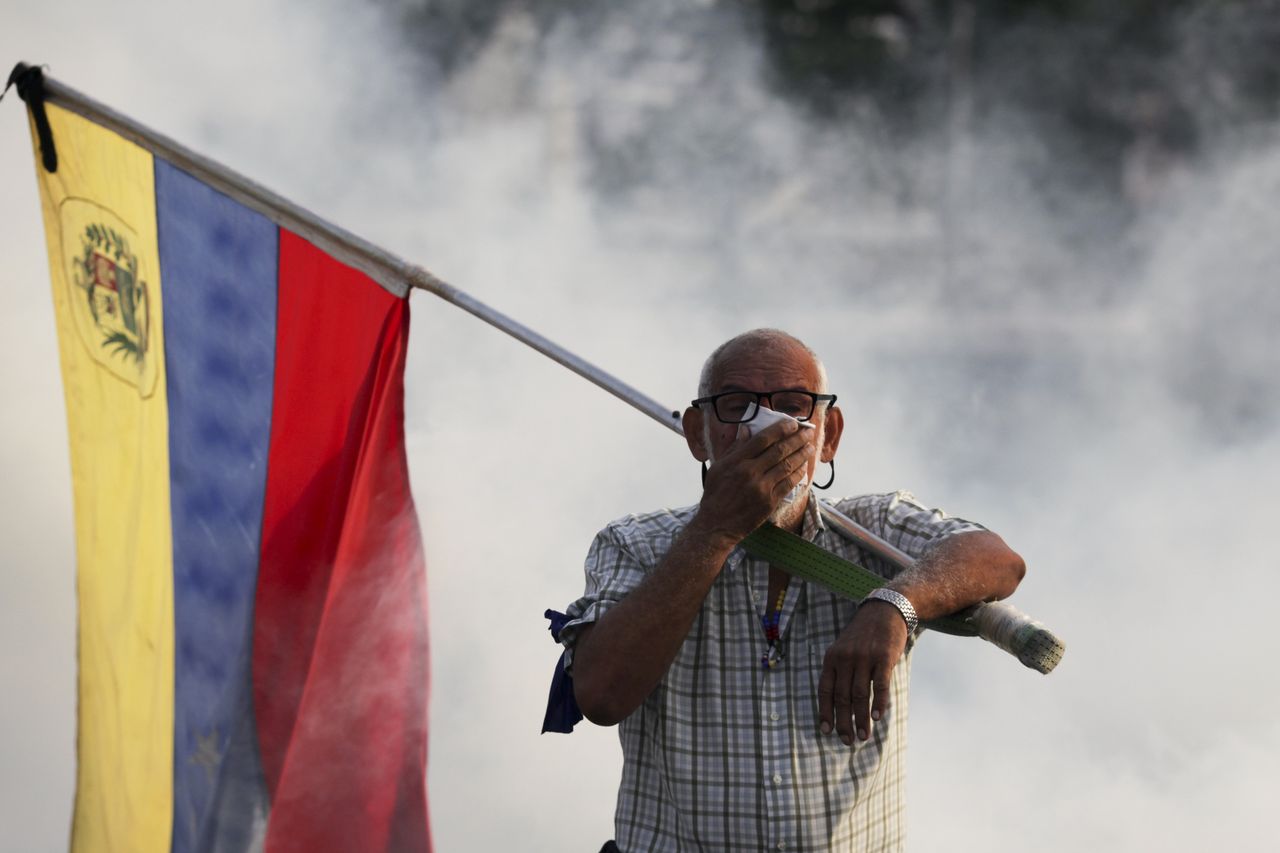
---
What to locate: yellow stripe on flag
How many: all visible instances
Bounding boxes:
[30,103,174,853]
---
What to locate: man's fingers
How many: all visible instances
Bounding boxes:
[821,647,859,745]
[849,659,872,743]
[758,436,811,477]
[718,421,813,492]
[767,450,814,503]
[871,666,892,726]
[721,423,813,503]
[765,435,814,482]
[739,421,811,458]
[834,688,855,746]
[817,664,835,735]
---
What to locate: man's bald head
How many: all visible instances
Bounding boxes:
[697,329,829,398]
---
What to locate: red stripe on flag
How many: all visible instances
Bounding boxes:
[254,230,431,852]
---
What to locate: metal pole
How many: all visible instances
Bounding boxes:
[35,70,926,563]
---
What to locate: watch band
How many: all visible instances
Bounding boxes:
[863,587,919,634]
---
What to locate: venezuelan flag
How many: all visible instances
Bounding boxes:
[27,98,431,852]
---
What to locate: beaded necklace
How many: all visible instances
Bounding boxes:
[760,586,788,670]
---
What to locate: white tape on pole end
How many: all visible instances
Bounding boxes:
[968,601,1065,674]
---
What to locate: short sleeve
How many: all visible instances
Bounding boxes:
[835,491,985,563]
[557,513,676,671]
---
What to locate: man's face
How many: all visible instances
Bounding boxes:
[686,340,844,522]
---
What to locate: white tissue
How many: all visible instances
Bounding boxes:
[740,406,816,438]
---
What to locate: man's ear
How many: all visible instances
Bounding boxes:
[682,407,710,462]
[820,405,844,463]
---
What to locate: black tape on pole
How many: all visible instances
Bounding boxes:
[5,63,58,173]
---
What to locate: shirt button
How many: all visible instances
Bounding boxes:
[771,773,782,784]
[777,843,786,851]
[770,712,780,721]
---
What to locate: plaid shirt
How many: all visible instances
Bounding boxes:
[560,491,984,852]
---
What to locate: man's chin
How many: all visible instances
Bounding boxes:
[769,492,809,532]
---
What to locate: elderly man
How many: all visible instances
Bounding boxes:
[557,329,1025,852]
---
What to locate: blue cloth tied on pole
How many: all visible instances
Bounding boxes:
[541,609,583,734]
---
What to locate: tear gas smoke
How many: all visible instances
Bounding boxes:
[1,2,1276,850]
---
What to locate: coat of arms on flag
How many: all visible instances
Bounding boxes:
[61,200,156,394]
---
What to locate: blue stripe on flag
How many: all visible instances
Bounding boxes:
[156,160,278,853]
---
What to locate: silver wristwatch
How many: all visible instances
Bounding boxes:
[864,588,919,634]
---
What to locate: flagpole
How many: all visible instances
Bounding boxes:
[24,69,1063,674]
[29,68,683,433]
[405,268,684,432]
[25,68,947,566]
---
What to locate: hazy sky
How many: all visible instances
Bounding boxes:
[2,1,1278,851]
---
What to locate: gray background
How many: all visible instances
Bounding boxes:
[2,1,1277,850]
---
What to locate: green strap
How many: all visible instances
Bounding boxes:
[739,523,978,637]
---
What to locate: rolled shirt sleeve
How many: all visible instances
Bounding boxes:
[557,507,696,671]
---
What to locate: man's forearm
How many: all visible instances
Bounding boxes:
[819,528,1026,744]
[886,530,1025,622]
[571,514,738,726]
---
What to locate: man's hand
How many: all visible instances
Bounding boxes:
[816,530,1026,745]
[696,420,814,543]
[817,601,909,745]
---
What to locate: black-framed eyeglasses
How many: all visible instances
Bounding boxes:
[691,390,837,424]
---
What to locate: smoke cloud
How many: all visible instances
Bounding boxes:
[2,1,1276,850]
